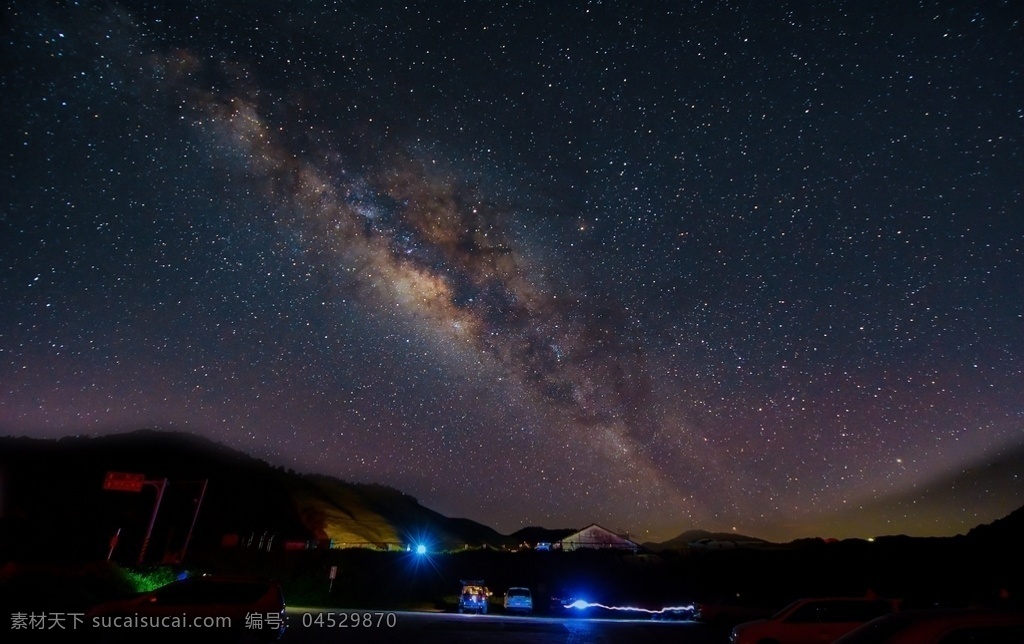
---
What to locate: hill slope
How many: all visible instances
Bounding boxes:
[0,430,511,563]
[643,529,770,551]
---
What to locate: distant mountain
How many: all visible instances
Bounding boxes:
[293,473,512,549]
[642,529,770,552]
[0,430,512,563]
[966,503,1024,544]
[817,445,1024,539]
[3,430,1022,566]
[642,501,1024,552]
[509,526,577,544]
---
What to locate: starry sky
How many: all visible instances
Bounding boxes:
[2,1,1022,543]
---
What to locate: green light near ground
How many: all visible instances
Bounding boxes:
[120,566,179,593]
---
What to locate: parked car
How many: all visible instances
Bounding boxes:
[834,607,1024,643]
[730,597,898,644]
[504,587,533,614]
[458,580,491,614]
[87,575,286,642]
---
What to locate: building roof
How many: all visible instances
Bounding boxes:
[559,523,638,550]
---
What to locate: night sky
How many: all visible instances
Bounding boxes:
[2,1,1022,543]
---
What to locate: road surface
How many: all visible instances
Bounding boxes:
[281,608,732,643]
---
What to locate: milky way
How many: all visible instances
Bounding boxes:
[2,0,1022,541]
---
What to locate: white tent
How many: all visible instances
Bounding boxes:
[559,524,638,552]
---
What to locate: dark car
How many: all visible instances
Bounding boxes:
[458,580,491,614]
[87,575,286,642]
[730,597,899,644]
[834,607,1024,643]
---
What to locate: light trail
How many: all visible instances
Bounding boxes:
[564,599,696,614]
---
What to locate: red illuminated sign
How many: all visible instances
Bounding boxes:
[103,471,146,492]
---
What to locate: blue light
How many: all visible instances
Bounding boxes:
[564,599,696,615]
[416,544,427,555]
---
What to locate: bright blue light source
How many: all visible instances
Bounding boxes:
[416,544,427,555]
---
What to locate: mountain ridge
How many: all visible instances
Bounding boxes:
[0,429,512,562]
[2,429,1021,560]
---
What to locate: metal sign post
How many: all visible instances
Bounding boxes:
[177,479,208,564]
[107,528,121,561]
[137,478,168,565]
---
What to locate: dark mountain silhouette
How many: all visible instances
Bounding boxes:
[816,445,1024,540]
[291,473,511,549]
[0,430,511,564]
[966,502,1024,544]
[2,430,1022,567]
[642,529,769,551]
[508,526,577,544]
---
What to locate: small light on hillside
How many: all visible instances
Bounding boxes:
[416,544,427,555]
